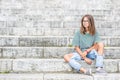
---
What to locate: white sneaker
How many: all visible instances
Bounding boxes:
[96,67,107,75]
[84,69,92,76]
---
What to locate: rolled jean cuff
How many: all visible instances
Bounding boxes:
[95,55,104,67]
[69,59,81,72]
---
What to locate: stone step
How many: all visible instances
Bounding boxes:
[0,59,120,73]
[0,28,120,36]
[0,36,120,47]
[0,73,43,80]
[0,73,120,80]
[0,47,120,59]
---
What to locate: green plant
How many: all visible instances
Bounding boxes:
[68,44,73,47]
[0,71,10,74]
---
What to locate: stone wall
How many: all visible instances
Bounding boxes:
[0,0,120,36]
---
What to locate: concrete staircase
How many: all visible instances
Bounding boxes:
[0,30,120,80]
[0,0,120,80]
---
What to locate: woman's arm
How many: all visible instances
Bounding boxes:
[75,46,82,55]
[75,46,93,64]
[74,46,87,58]
[85,43,98,53]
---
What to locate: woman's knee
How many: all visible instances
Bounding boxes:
[64,53,73,62]
[96,42,104,55]
[64,54,68,60]
[97,42,104,48]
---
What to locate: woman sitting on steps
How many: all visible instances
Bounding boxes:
[64,14,107,75]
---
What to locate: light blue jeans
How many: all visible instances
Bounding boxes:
[69,49,104,72]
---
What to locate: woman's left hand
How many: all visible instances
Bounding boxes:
[82,51,87,59]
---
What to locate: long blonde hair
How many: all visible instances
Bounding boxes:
[80,14,96,35]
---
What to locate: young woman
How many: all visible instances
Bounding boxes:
[64,14,106,75]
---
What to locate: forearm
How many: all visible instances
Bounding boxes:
[86,43,97,52]
[74,46,89,59]
[74,46,83,56]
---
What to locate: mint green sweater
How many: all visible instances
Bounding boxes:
[72,30,101,52]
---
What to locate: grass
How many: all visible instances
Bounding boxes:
[0,71,10,74]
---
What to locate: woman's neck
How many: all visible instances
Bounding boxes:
[85,28,89,33]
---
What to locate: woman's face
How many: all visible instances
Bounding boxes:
[83,17,90,28]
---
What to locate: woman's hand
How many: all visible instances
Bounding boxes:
[81,51,92,65]
[81,51,87,59]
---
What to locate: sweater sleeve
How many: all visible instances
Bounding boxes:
[94,32,101,43]
[72,31,80,46]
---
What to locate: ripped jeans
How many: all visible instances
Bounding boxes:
[69,49,104,72]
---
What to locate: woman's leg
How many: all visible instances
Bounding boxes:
[96,42,104,55]
[64,53,91,74]
[86,49,104,69]
[94,43,107,74]
[64,53,74,62]
[64,52,82,72]
[95,42,104,67]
